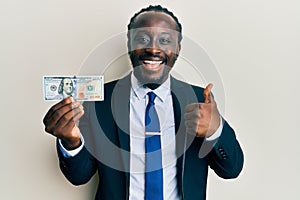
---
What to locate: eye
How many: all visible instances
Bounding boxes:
[159,38,171,45]
[134,35,150,44]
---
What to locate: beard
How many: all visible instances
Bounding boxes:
[132,64,171,89]
[129,51,175,89]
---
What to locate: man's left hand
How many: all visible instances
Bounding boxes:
[184,83,221,138]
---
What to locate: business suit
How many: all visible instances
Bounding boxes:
[57,74,244,200]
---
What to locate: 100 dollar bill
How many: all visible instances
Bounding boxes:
[43,76,104,101]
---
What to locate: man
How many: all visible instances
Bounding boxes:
[43,5,244,200]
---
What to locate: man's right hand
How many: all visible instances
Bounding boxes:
[43,97,84,150]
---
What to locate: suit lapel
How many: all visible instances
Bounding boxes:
[171,77,186,196]
[111,75,131,152]
[171,77,198,155]
[170,77,199,197]
[111,74,131,199]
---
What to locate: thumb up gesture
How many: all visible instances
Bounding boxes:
[184,84,221,138]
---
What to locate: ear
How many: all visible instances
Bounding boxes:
[176,43,181,57]
[127,32,131,53]
[177,43,181,53]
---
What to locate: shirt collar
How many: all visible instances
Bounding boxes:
[131,73,171,102]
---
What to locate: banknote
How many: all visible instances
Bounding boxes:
[43,76,104,101]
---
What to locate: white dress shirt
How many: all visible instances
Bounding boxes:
[129,74,179,200]
[59,73,223,200]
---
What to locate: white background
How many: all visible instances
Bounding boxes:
[0,0,299,199]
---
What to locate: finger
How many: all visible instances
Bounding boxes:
[49,107,84,139]
[185,103,199,113]
[62,111,84,133]
[50,102,81,125]
[44,102,82,132]
[203,83,213,103]
[55,105,84,129]
[43,97,74,125]
[73,107,84,122]
[184,109,199,120]
[185,120,195,133]
[185,119,198,128]
[185,125,198,136]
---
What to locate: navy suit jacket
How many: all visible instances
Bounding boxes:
[57,74,244,200]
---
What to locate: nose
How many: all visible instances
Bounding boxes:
[145,40,161,55]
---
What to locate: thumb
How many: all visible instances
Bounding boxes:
[203,83,213,103]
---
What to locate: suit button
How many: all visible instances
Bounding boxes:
[61,161,67,168]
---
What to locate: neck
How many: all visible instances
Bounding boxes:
[144,83,161,90]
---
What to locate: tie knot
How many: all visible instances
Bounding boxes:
[147,92,156,103]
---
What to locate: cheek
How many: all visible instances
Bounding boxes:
[166,51,178,62]
[164,44,179,57]
[131,49,143,58]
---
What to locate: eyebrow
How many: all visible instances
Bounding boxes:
[161,32,171,35]
[134,30,172,36]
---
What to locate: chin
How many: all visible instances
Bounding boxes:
[133,65,170,85]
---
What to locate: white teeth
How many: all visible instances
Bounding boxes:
[143,60,163,64]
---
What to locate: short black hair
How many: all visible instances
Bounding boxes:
[127,5,182,42]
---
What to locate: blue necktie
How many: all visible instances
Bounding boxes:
[145,92,163,200]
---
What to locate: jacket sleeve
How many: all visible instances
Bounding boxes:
[57,144,97,185]
[207,120,244,179]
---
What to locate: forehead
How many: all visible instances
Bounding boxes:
[132,11,177,31]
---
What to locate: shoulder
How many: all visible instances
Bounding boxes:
[103,79,118,93]
[171,76,204,90]
[104,74,131,92]
[171,76,205,102]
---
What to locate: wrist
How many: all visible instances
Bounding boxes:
[61,138,81,150]
[207,115,221,137]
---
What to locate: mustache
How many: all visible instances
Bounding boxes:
[137,54,167,63]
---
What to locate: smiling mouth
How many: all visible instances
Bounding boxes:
[143,60,163,65]
[140,59,164,71]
